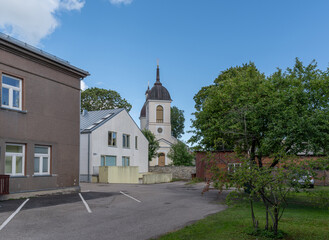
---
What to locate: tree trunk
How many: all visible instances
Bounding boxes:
[273,207,279,235]
[250,199,257,230]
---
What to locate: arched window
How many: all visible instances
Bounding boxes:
[156,105,163,123]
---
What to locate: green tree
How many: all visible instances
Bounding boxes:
[81,87,132,112]
[142,129,160,162]
[171,106,185,139]
[190,59,329,236]
[167,141,194,166]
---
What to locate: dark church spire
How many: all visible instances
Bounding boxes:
[155,59,162,85]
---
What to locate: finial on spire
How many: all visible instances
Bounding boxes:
[157,59,159,67]
[148,81,150,89]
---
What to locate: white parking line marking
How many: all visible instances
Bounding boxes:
[120,191,141,203]
[79,193,92,213]
[0,198,29,231]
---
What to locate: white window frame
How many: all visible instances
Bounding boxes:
[108,131,117,147]
[5,144,25,176]
[122,134,130,148]
[1,74,22,110]
[228,163,241,173]
[34,146,51,175]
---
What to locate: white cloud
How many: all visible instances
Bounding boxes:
[81,80,88,91]
[60,0,85,10]
[109,0,133,5]
[0,0,85,46]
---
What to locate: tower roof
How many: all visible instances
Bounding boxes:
[147,64,172,101]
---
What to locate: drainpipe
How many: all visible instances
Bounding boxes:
[88,133,91,182]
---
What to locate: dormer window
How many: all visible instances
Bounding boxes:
[156,105,163,123]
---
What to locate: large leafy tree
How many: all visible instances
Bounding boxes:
[81,87,132,112]
[171,106,185,139]
[167,141,194,166]
[142,129,160,162]
[190,59,329,235]
[190,60,329,161]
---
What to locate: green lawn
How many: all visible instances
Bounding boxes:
[157,187,329,240]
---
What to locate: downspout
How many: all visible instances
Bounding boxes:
[88,133,91,182]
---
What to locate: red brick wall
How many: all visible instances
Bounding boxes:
[196,151,328,186]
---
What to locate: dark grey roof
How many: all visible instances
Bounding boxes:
[140,102,146,118]
[0,32,89,77]
[80,109,124,133]
[147,84,172,101]
[147,65,172,101]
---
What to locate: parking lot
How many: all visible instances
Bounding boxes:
[0,181,228,240]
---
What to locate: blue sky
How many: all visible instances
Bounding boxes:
[1,0,329,143]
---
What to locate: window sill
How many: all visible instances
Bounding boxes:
[9,175,27,178]
[32,174,52,177]
[0,106,27,114]
[108,145,117,148]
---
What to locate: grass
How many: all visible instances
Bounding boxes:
[156,186,329,240]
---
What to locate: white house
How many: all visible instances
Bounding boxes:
[140,64,177,166]
[80,108,148,182]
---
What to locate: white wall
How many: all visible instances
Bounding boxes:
[88,110,148,175]
[147,100,172,141]
[80,133,91,182]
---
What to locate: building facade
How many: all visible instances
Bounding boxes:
[140,64,177,166]
[0,33,89,195]
[80,109,149,182]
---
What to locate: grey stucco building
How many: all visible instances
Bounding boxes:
[0,33,89,195]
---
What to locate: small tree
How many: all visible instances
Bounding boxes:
[167,141,194,166]
[142,129,159,162]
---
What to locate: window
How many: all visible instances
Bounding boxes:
[5,144,25,176]
[228,163,241,173]
[1,74,22,110]
[108,131,117,146]
[156,105,163,123]
[135,136,138,149]
[122,156,130,166]
[122,134,130,148]
[101,155,116,166]
[34,146,50,175]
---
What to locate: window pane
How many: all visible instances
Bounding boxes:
[35,146,48,154]
[34,157,40,173]
[101,156,105,166]
[5,156,12,174]
[105,156,116,166]
[13,90,20,108]
[2,87,9,106]
[108,132,112,145]
[6,145,23,153]
[127,135,130,148]
[3,75,20,87]
[16,156,23,174]
[123,135,126,147]
[112,132,116,146]
[42,157,49,173]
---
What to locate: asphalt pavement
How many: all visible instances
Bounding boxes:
[0,181,228,240]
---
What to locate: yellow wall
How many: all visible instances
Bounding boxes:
[99,166,139,184]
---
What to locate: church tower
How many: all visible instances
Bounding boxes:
[140,63,177,166]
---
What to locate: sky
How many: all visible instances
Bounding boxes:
[1,0,329,143]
